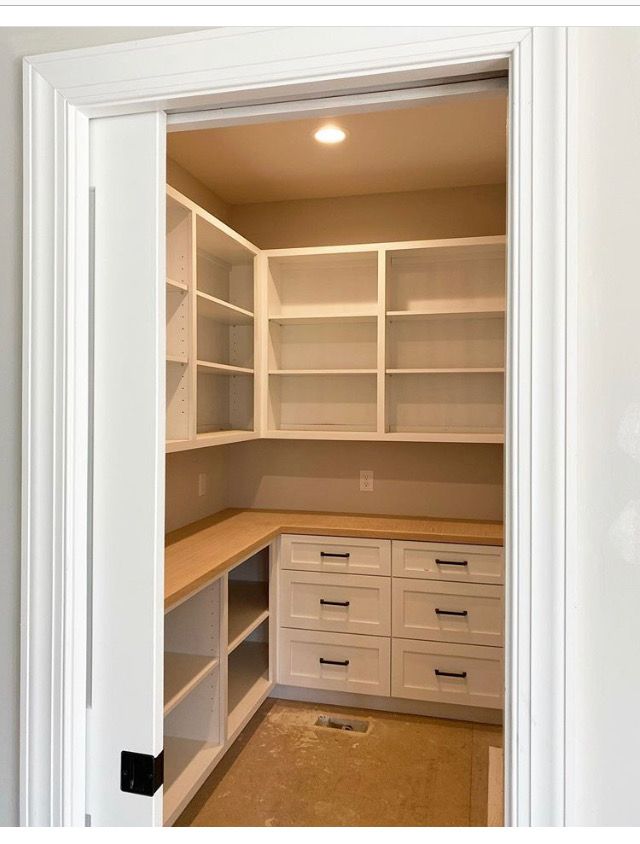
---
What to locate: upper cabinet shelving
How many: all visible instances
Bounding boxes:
[165,186,259,452]
[166,186,506,451]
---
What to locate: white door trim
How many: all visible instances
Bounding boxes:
[22,25,573,826]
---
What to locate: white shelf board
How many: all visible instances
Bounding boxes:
[269,311,377,325]
[227,642,270,740]
[227,582,269,654]
[386,307,505,321]
[164,653,219,717]
[166,354,188,365]
[196,290,254,325]
[197,360,254,375]
[270,369,377,376]
[163,736,224,826]
[166,431,257,452]
[386,428,504,443]
[167,277,188,292]
[387,367,505,375]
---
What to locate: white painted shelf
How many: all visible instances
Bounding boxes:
[386,367,505,375]
[197,360,254,376]
[164,653,219,716]
[164,736,223,825]
[227,641,270,740]
[228,582,269,654]
[270,369,377,376]
[196,290,254,325]
[167,354,188,365]
[386,306,505,321]
[269,311,377,325]
[167,277,188,292]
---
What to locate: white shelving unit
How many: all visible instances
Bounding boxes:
[163,545,274,826]
[166,185,506,448]
[165,186,260,452]
[260,237,506,443]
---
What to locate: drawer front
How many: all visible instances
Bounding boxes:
[281,534,391,576]
[278,628,391,695]
[280,570,391,636]
[392,580,503,646]
[392,639,503,709]
[392,540,503,585]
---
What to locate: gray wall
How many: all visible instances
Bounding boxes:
[0,26,202,827]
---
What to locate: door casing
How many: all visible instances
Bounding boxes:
[22,25,575,826]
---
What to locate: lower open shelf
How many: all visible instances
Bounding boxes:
[164,652,219,716]
[227,641,270,740]
[164,736,224,824]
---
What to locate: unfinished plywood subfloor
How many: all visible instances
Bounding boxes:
[176,699,502,827]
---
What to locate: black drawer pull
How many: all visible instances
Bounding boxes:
[321,551,350,559]
[320,599,350,607]
[435,558,468,567]
[320,658,350,667]
[435,669,467,679]
[435,608,468,617]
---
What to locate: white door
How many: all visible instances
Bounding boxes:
[86,112,166,826]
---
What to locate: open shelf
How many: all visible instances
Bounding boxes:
[269,311,377,325]
[268,372,377,433]
[228,582,269,654]
[197,360,254,375]
[164,653,219,716]
[387,367,505,375]
[227,639,270,740]
[267,250,378,318]
[269,317,377,373]
[387,306,505,321]
[164,736,223,826]
[386,370,504,438]
[197,290,253,324]
[270,369,376,376]
[167,354,188,365]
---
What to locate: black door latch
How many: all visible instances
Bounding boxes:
[121,749,164,796]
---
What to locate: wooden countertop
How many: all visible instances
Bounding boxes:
[165,508,503,610]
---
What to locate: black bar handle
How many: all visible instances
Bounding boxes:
[435,558,468,567]
[435,608,468,617]
[320,599,350,607]
[319,658,350,667]
[435,669,467,679]
[321,551,350,559]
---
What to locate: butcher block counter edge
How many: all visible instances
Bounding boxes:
[165,509,503,610]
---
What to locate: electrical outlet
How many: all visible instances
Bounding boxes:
[360,470,374,492]
[198,473,207,497]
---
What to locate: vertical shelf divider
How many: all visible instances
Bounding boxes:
[377,248,387,435]
[256,253,269,437]
[188,208,198,442]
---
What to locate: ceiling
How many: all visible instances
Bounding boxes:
[167,94,507,206]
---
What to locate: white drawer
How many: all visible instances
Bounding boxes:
[281,534,391,576]
[392,639,503,709]
[278,628,390,695]
[392,540,503,585]
[392,580,503,647]
[280,570,391,636]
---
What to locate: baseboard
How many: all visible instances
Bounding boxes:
[271,684,503,725]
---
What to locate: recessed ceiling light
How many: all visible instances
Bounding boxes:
[314,125,347,145]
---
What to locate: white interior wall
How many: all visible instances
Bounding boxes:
[567,26,640,826]
[0,26,203,828]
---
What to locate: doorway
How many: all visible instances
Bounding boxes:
[162,81,507,826]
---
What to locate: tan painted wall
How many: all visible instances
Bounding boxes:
[229,183,506,248]
[167,157,231,222]
[165,448,228,533]
[226,440,503,521]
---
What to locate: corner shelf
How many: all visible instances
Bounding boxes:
[228,582,269,654]
[197,290,254,325]
[167,277,188,293]
[227,641,270,741]
[197,360,254,376]
[164,653,219,716]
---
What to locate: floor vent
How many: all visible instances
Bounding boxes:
[315,715,369,733]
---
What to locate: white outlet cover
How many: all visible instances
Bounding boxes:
[360,470,374,491]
